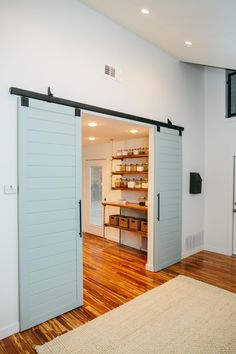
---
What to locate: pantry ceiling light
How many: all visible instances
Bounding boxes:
[141,8,150,15]
[88,122,97,127]
[88,137,96,141]
[185,40,192,46]
[129,129,139,134]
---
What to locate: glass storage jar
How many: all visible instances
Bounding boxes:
[139,147,145,155]
[123,178,128,188]
[115,178,121,188]
[120,164,126,172]
[143,163,148,172]
[128,178,136,188]
[120,178,126,188]
[137,163,144,172]
[130,164,137,172]
[126,164,131,172]
[135,179,142,189]
[142,178,148,189]
[115,164,121,172]
[133,148,139,155]
[128,149,133,156]
[122,149,128,156]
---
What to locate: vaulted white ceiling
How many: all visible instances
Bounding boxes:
[80,0,236,70]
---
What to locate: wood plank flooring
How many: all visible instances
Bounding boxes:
[0,233,235,353]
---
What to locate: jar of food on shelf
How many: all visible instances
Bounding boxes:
[115,178,121,188]
[126,164,131,172]
[128,178,136,188]
[120,178,126,188]
[143,163,148,172]
[120,164,126,172]
[133,147,139,155]
[142,178,148,189]
[130,164,137,172]
[122,149,128,156]
[145,147,149,155]
[135,178,142,189]
[123,178,128,188]
[138,196,146,206]
[139,147,145,155]
[128,148,133,156]
[116,149,122,156]
[115,164,121,172]
[137,163,144,172]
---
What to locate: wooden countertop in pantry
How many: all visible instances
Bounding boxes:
[102,201,148,211]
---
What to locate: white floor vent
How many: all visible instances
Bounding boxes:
[185,232,204,251]
[104,64,122,81]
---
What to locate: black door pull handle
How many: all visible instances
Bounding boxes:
[157,193,160,221]
[79,200,82,237]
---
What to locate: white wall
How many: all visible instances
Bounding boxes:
[0,0,205,338]
[204,67,234,255]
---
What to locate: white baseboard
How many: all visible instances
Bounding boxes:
[182,246,203,259]
[145,263,155,272]
[204,245,230,256]
[0,322,19,340]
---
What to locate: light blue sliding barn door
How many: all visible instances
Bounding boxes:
[155,127,182,271]
[18,98,83,331]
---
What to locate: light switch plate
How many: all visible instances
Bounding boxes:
[4,184,17,194]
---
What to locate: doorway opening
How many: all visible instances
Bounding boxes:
[82,111,154,267]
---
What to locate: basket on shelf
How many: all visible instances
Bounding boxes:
[129,217,141,231]
[141,220,148,232]
[109,215,120,226]
[119,216,129,228]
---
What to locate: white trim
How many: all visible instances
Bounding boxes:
[204,245,230,256]
[145,263,155,272]
[0,322,19,340]
[146,126,156,272]
[182,246,203,259]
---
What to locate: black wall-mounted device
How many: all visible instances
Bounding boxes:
[190,172,202,194]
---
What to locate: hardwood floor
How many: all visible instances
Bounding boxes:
[0,233,235,353]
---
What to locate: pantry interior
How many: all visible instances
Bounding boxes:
[82,111,154,264]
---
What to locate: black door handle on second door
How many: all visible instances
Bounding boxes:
[79,200,82,237]
[157,193,160,221]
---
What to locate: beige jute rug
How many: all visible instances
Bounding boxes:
[36,276,236,354]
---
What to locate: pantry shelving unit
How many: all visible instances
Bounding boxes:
[102,202,148,246]
[103,152,149,251]
[111,153,149,190]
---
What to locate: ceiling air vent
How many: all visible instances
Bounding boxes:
[104,64,122,81]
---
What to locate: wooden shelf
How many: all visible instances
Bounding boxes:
[112,171,148,175]
[102,202,148,211]
[105,223,147,237]
[112,154,148,160]
[112,188,148,191]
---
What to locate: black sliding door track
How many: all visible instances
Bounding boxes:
[10,86,184,133]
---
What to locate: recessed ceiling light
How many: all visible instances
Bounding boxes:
[88,137,96,141]
[141,8,150,15]
[88,122,97,127]
[185,41,192,46]
[129,129,139,134]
